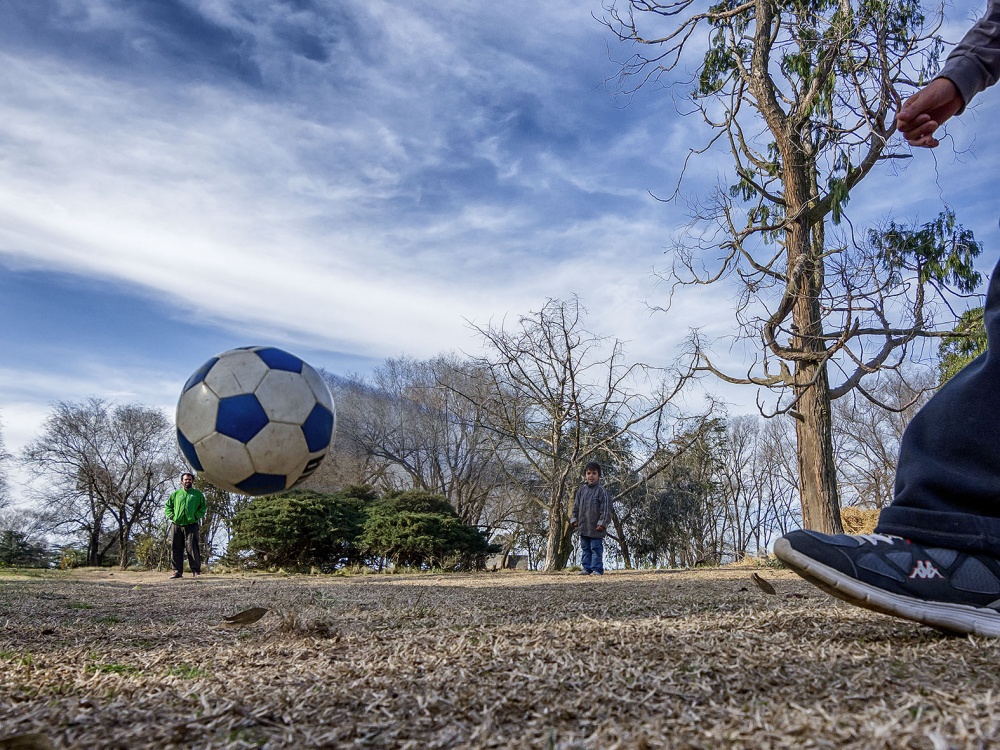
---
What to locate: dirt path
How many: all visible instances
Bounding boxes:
[1,567,996,749]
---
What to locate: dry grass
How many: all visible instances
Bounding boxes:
[841,507,880,535]
[2,566,999,749]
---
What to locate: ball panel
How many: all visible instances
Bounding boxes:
[289,452,328,488]
[255,370,317,423]
[302,403,335,453]
[175,383,219,443]
[246,423,310,476]
[302,363,334,411]
[205,350,269,397]
[253,347,304,373]
[177,429,203,472]
[194,432,255,487]
[182,357,218,394]
[216,393,269,443]
[237,473,289,495]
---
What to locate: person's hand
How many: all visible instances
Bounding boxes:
[596,525,605,532]
[896,78,963,148]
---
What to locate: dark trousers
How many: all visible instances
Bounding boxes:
[171,523,201,575]
[580,535,605,573]
[878,256,1000,555]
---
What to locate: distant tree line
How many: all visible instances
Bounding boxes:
[0,295,985,571]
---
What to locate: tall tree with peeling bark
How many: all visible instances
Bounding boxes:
[604,0,982,532]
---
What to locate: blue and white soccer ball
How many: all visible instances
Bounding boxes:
[175,346,335,496]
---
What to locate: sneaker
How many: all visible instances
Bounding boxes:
[168,572,183,579]
[775,530,1000,637]
[578,570,591,576]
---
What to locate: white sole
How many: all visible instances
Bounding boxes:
[774,538,1000,637]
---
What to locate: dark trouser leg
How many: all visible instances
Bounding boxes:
[591,537,605,574]
[184,524,201,574]
[171,523,186,575]
[877,257,1000,555]
[580,536,594,572]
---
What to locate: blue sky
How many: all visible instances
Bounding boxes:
[1,0,999,496]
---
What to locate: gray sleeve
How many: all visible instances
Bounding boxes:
[599,488,612,527]
[938,0,1000,111]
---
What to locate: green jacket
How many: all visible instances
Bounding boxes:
[166,488,207,527]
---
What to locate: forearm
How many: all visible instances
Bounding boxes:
[939,0,1000,109]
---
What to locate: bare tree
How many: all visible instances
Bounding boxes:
[22,399,180,568]
[714,415,801,558]
[0,412,10,511]
[604,0,982,533]
[331,355,507,526]
[833,369,934,508]
[461,296,698,571]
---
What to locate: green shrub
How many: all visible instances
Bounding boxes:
[361,490,493,571]
[0,529,52,568]
[226,488,370,572]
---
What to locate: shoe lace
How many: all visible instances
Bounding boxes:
[856,533,903,546]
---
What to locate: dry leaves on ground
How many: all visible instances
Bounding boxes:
[1,566,998,749]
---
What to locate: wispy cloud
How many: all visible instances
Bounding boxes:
[1,0,998,477]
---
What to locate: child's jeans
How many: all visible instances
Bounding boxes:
[580,535,604,574]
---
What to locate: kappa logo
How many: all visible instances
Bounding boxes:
[909,560,944,580]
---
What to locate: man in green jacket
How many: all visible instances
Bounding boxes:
[165,472,207,579]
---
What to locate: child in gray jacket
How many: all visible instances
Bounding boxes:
[571,461,612,575]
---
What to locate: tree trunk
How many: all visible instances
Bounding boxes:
[789,220,844,535]
[785,142,843,536]
[794,360,843,533]
[541,492,575,571]
[609,505,633,569]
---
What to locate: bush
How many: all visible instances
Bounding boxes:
[227,488,370,572]
[0,529,52,568]
[361,490,493,571]
[133,532,170,571]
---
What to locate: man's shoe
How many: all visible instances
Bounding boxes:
[775,530,1000,637]
[168,572,183,579]
[578,570,591,576]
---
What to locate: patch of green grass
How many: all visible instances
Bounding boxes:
[167,663,210,679]
[94,615,122,624]
[67,601,95,610]
[227,727,268,746]
[0,651,35,667]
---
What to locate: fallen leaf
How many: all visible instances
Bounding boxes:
[0,733,54,749]
[751,572,776,595]
[222,607,269,626]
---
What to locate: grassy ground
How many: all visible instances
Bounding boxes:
[1,565,998,749]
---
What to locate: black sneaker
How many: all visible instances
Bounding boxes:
[774,530,1000,637]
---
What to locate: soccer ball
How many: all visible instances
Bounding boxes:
[175,346,336,495]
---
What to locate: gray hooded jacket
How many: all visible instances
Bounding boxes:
[939,0,1000,111]
[571,481,612,538]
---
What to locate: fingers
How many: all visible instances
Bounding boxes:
[898,114,941,148]
[895,78,963,149]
